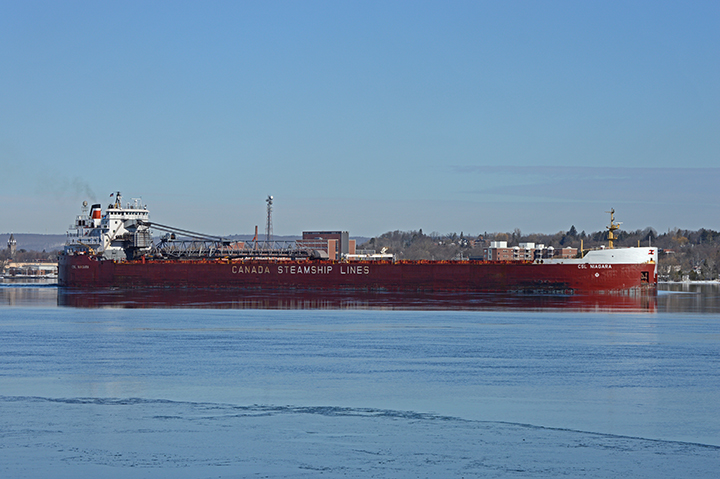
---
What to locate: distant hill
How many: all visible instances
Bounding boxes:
[226,234,371,244]
[0,233,371,253]
[0,234,66,253]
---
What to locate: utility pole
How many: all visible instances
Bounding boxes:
[265,195,273,243]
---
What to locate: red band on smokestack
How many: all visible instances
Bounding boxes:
[91,204,102,219]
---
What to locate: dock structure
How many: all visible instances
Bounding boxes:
[2,261,58,278]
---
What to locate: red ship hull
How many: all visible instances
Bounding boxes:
[58,254,657,293]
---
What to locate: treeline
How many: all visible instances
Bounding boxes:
[358,226,720,281]
[0,249,57,273]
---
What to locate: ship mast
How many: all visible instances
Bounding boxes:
[605,208,622,249]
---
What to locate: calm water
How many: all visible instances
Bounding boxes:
[1,282,719,477]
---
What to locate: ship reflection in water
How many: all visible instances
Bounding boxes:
[54,287,659,312]
[7,283,720,313]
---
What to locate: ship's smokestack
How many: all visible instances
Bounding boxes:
[90,204,102,226]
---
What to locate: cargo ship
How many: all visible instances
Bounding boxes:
[58,193,658,293]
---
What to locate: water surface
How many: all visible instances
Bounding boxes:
[1,283,718,477]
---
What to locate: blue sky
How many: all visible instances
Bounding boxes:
[1,1,718,236]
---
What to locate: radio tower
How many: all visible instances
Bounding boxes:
[265,195,273,242]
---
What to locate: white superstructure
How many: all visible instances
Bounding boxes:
[546,246,658,265]
[65,192,152,260]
